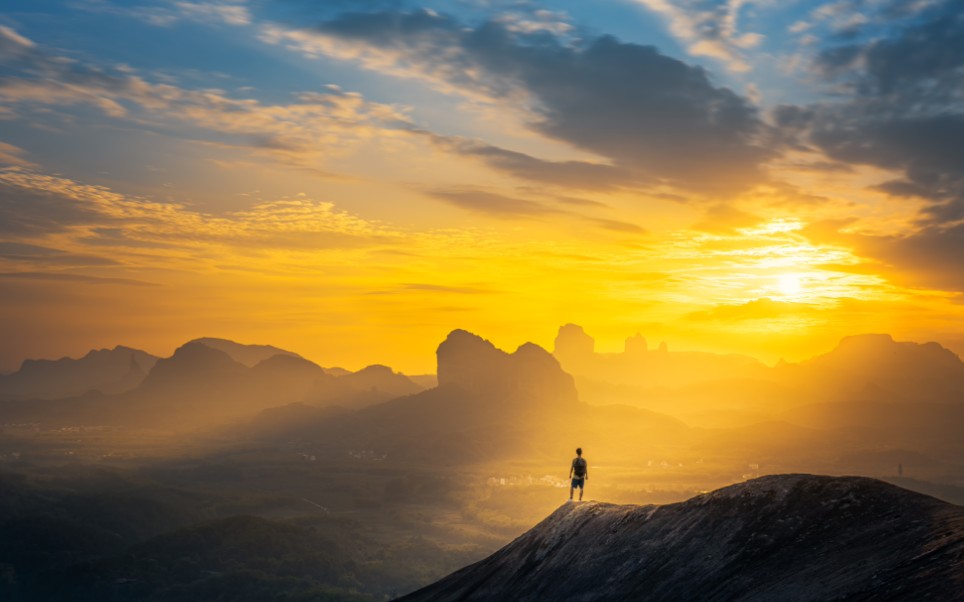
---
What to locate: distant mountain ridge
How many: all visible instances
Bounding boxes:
[775,333,964,403]
[0,338,425,428]
[0,346,159,400]
[2,329,962,467]
[186,337,303,367]
[555,326,964,421]
[400,474,964,601]
[249,329,687,462]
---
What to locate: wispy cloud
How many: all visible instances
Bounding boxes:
[0,271,157,286]
[70,0,251,28]
[0,141,38,168]
[0,167,397,251]
[0,26,412,174]
[429,189,563,218]
[628,0,766,72]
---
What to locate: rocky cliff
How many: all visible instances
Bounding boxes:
[399,474,964,601]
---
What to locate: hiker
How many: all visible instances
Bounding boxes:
[569,447,588,501]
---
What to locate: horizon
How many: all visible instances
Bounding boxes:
[2,326,960,377]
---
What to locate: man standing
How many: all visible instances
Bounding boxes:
[569,447,588,501]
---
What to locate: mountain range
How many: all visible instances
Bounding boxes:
[553,326,964,426]
[238,329,687,463]
[2,328,962,471]
[0,338,424,428]
[0,346,159,401]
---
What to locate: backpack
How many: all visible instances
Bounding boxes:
[573,457,587,477]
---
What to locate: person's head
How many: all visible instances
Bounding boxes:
[576,447,582,456]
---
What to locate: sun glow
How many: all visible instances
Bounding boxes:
[778,274,803,296]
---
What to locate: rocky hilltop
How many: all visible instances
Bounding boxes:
[438,329,578,405]
[399,474,964,601]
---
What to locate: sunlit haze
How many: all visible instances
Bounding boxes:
[2,0,963,373]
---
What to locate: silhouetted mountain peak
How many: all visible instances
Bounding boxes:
[437,329,577,404]
[401,474,964,601]
[782,333,964,402]
[251,353,324,373]
[336,364,424,396]
[188,337,301,367]
[141,342,247,390]
[821,333,960,365]
[553,323,595,364]
[625,332,648,354]
[513,341,554,362]
[354,364,394,376]
[0,345,159,400]
[437,330,507,389]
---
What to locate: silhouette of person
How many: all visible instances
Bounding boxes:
[569,447,588,501]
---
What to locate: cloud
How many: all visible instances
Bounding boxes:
[427,187,644,234]
[0,272,156,286]
[264,9,771,195]
[587,217,646,234]
[429,189,561,218]
[0,27,413,173]
[0,167,397,254]
[71,0,252,28]
[691,204,761,233]
[0,25,34,51]
[175,1,251,26]
[551,195,609,209]
[0,240,121,267]
[781,1,964,224]
[807,220,964,292]
[687,297,815,321]
[400,283,494,295]
[430,136,636,191]
[0,171,111,235]
[628,0,766,72]
[0,141,38,168]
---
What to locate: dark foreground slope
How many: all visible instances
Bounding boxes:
[399,474,964,602]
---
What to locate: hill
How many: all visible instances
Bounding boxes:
[0,346,159,401]
[187,337,302,367]
[399,474,964,601]
[0,340,424,429]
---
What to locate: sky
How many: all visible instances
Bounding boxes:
[1,0,963,373]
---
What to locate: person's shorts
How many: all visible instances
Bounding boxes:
[571,478,585,489]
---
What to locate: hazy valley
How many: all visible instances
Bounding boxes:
[1,326,963,600]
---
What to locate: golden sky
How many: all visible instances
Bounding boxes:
[1,1,963,373]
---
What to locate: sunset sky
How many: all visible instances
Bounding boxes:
[1,0,962,373]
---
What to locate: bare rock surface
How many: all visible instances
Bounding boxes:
[398,474,964,601]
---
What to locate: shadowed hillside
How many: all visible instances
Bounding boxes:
[400,474,964,601]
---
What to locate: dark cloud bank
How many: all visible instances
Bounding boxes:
[776,1,964,291]
[312,9,772,195]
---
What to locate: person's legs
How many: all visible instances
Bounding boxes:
[579,484,584,501]
[569,484,574,500]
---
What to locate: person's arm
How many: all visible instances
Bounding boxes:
[569,459,573,478]
[585,463,588,480]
